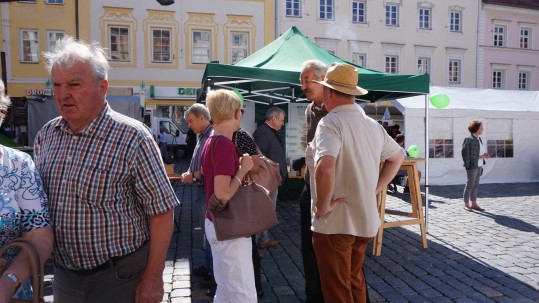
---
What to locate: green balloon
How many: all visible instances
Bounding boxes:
[407,145,420,158]
[430,93,450,109]
[232,88,244,107]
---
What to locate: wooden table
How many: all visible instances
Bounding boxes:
[372,158,428,256]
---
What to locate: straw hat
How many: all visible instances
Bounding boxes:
[314,62,368,96]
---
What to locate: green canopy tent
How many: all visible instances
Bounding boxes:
[199,26,434,232]
[198,26,429,104]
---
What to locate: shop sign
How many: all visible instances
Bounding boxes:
[177,87,198,96]
[26,88,52,96]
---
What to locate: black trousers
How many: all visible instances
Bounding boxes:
[251,235,262,292]
[300,184,370,303]
[300,184,325,303]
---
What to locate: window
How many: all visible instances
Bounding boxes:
[448,59,460,84]
[487,140,513,158]
[319,0,334,21]
[518,71,529,90]
[151,29,172,63]
[20,30,39,63]
[486,119,513,158]
[493,25,506,47]
[231,31,249,64]
[429,139,454,158]
[109,26,130,61]
[520,28,530,49]
[492,70,504,89]
[385,56,398,74]
[429,118,453,159]
[46,31,64,51]
[417,57,430,75]
[192,30,211,64]
[449,10,461,32]
[46,0,63,3]
[418,8,431,30]
[285,0,301,17]
[352,1,366,24]
[385,5,398,26]
[352,53,366,67]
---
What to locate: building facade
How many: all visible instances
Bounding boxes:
[479,0,539,90]
[0,0,274,145]
[88,0,274,112]
[278,0,480,88]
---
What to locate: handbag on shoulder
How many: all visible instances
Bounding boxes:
[0,239,45,303]
[207,136,278,241]
[251,146,282,193]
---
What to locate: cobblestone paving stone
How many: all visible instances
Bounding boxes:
[43,159,539,302]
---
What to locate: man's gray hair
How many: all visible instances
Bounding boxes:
[43,36,110,81]
[301,60,328,81]
[185,103,210,120]
[0,80,10,111]
[265,107,285,121]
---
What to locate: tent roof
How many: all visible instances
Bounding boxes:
[199,26,429,104]
[393,86,539,115]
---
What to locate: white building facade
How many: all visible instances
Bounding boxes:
[478,0,539,90]
[278,0,480,88]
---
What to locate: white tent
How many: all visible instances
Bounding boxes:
[393,86,539,185]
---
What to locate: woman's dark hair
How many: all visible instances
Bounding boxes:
[468,120,482,134]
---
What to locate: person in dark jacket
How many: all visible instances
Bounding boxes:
[461,120,489,211]
[253,107,287,250]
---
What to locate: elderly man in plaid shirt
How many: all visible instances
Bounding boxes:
[34,36,179,303]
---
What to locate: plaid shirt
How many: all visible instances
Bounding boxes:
[34,104,179,270]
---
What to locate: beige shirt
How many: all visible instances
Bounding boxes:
[312,104,401,237]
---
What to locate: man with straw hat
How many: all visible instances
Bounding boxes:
[311,63,404,302]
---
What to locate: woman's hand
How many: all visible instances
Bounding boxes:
[0,276,17,303]
[480,152,490,159]
[240,153,253,172]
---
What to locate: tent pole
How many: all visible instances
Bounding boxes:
[424,94,429,233]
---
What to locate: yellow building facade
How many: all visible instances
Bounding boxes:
[1,0,274,144]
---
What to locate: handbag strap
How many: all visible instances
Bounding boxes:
[0,239,44,303]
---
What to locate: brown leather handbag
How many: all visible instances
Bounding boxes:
[251,145,281,193]
[0,239,44,303]
[207,136,278,241]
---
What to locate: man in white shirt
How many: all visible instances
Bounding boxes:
[312,63,404,302]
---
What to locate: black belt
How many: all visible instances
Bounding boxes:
[58,241,149,274]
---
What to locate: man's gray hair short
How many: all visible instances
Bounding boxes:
[0,80,10,110]
[301,60,328,80]
[185,103,210,120]
[265,107,285,121]
[43,36,110,81]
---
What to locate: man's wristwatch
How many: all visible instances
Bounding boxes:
[192,173,197,182]
[3,273,21,289]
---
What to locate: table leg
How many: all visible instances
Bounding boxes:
[373,188,387,256]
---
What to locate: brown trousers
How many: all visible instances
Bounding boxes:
[313,232,371,303]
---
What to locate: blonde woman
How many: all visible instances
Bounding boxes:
[200,89,256,302]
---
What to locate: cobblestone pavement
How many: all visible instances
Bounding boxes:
[44,159,539,302]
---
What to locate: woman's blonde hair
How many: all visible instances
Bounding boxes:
[205,89,241,124]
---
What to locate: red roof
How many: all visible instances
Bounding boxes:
[483,0,539,10]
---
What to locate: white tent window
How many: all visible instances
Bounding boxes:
[428,118,453,158]
[485,119,513,158]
